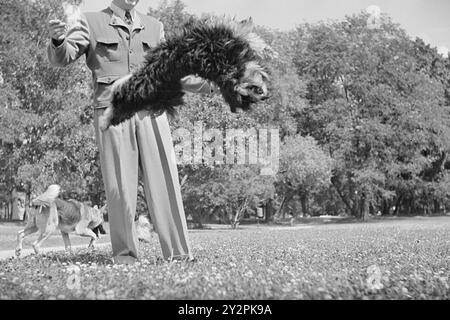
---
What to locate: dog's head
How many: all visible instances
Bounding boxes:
[207,17,274,112]
[92,223,107,237]
[219,59,271,113]
[232,61,270,111]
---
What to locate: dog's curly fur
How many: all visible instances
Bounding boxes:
[99,17,273,129]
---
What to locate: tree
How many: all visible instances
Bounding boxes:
[172,93,277,228]
[293,12,450,218]
[182,165,275,229]
[276,135,333,217]
[147,0,193,37]
[0,0,104,213]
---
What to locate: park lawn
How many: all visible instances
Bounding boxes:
[0,217,449,300]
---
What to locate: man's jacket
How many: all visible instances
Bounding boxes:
[48,6,212,108]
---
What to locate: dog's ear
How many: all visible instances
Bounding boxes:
[261,69,270,80]
[182,16,198,32]
[240,17,253,27]
[100,204,108,217]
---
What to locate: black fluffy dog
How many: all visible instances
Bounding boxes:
[99,17,273,130]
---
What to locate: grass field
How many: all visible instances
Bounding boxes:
[0,216,449,300]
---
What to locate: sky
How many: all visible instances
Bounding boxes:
[80,0,450,55]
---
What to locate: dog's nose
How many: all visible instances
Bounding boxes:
[255,87,264,95]
[261,95,270,101]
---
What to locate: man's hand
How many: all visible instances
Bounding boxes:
[48,19,67,43]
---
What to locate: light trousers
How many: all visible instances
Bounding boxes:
[94,109,193,261]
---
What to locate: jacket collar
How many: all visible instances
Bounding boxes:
[108,5,145,31]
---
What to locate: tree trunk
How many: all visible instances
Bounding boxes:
[24,188,32,222]
[8,201,12,220]
[360,194,369,221]
[232,198,250,229]
[231,209,243,229]
[405,198,413,216]
[393,195,402,216]
[350,196,359,218]
[433,199,440,214]
[274,196,286,218]
[382,200,390,216]
[193,209,204,229]
[299,193,309,217]
[265,198,274,223]
[331,178,354,216]
[10,187,19,220]
[275,194,292,219]
[4,203,9,220]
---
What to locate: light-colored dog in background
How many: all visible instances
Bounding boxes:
[136,215,154,243]
[15,185,107,257]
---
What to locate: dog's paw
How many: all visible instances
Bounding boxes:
[98,107,114,131]
[15,248,22,257]
[88,237,98,250]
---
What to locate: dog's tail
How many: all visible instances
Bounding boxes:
[32,185,61,207]
[99,74,133,131]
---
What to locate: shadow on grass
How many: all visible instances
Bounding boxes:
[40,250,114,266]
[37,246,174,267]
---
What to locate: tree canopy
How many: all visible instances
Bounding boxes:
[1,0,450,223]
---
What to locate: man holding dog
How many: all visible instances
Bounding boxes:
[48,0,212,264]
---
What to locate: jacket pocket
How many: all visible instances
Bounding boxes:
[96,37,121,62]
[95,75,122,107]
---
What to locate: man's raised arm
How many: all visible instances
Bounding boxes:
[47,14,90,67]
